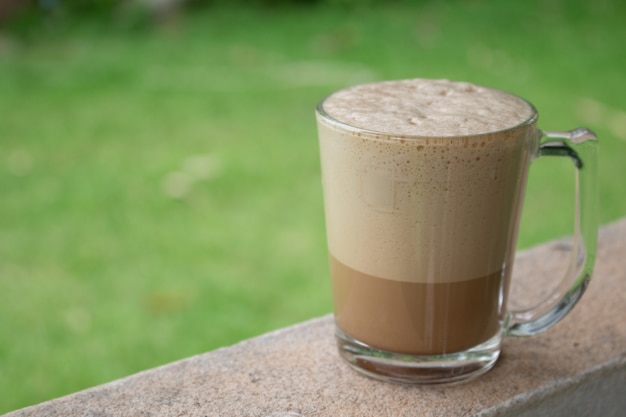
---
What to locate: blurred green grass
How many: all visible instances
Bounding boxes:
[1,0,625,413]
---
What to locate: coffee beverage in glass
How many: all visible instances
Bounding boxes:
[315,79,598,384]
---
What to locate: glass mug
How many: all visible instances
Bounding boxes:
[315,79,598,384]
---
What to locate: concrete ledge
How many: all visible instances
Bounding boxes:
[5,219,626,417]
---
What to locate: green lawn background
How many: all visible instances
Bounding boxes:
[1,0,625,413]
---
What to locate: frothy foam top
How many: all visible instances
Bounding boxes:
[321,79,534,137]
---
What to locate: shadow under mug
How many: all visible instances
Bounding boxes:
[316,91,598,384]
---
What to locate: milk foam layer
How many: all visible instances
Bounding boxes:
[317,79,536,284]
[321,79,534,137]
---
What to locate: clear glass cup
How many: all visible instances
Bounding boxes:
[315,83,598,384]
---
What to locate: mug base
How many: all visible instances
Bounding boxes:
[335,328,501,385]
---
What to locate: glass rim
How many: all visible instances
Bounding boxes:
[316,90,539,141]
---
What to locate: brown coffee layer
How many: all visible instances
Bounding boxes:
[331,255,504,355]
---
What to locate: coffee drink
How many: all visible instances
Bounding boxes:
[316,78,598,384]
[317,79,536,355]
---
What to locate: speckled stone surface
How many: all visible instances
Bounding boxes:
[4,219,626,417]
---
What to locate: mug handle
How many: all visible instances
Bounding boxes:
[506,128,599,337]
